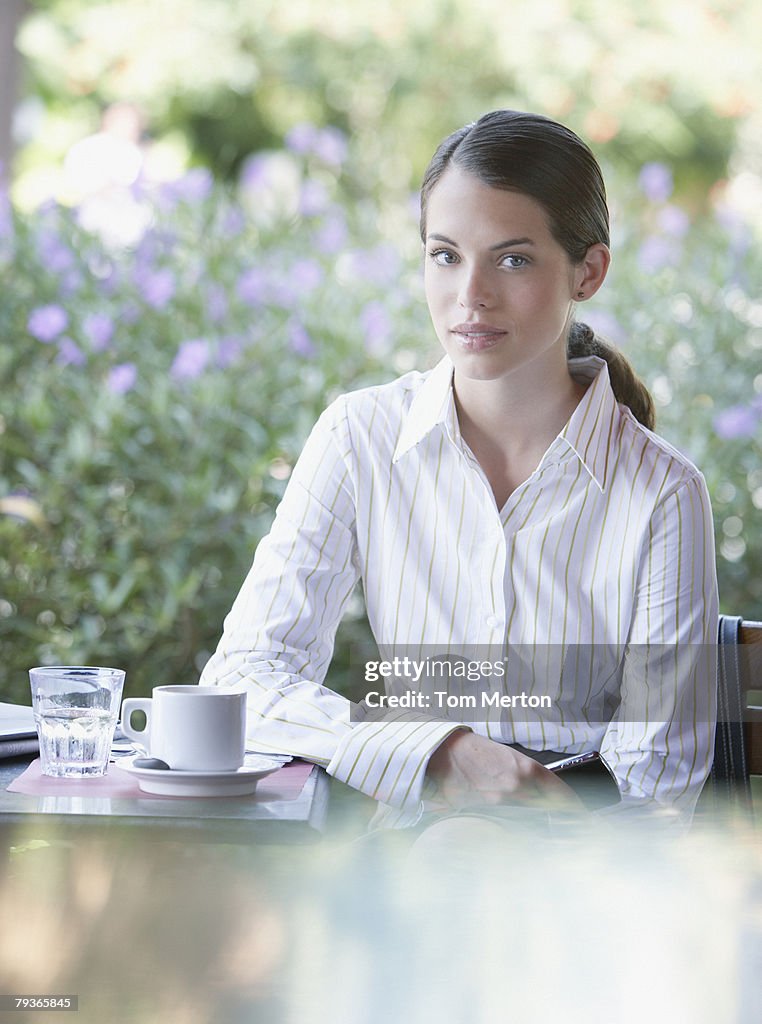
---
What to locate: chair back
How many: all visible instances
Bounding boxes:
[712,615,762,807]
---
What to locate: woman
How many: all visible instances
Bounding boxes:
[200,110,718,829]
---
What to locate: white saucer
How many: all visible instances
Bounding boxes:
[117,753,287,797]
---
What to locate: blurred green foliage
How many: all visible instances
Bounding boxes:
[15,0,762,206]
[1,0,761,702]
[2,143,761,702]
[0,149,432,701]
[584,186,762,616]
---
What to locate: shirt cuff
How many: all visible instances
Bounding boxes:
[327,715,466,812]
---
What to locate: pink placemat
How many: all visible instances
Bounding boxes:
[6,758,314,801]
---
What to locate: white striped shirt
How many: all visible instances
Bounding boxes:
[200,354,718,823]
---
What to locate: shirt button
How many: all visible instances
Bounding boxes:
[485,614,501,629]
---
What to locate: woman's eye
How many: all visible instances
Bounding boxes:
[500,254,529,268]
[429,249,458,265]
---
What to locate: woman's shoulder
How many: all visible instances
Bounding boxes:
[616,405,708,496]
[323,366,434,426]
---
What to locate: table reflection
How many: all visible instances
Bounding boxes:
[0,801,759,1024]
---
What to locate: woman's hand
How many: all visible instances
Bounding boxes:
[425,730,583,811]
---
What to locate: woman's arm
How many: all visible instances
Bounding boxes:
[600,470,719,819]
[200,397,461,812]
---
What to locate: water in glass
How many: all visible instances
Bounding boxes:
[35,706,117,777]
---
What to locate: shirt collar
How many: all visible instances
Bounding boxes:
[392,356,454,463]
[393,353,621,492]
[559,355,620,493]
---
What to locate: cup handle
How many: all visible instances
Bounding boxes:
[120,698,152,747]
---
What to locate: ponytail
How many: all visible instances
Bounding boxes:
[568,322,655,430]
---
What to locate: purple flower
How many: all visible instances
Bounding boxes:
[264,262,321,309]
[170,338,210,380]
[290,259,323,293]
[107,362,138,395]
[246,261,323,310]
[28,304,69,343]
[239,154,271,191]
[313,127,347,167]
[168,167,214,204]
[60,269,83,298]
[268,277,298,309]
[714,204,752,256]
[315,215,347,254]
[37,198,59,221]
[713,405,760,440]
[55,337,86,367]
[657,205,690,238]
[346,243,401,286]
[36,229,74,274]
[299,180,329,217]
[236,268,267,307]
[285,123,320,154]
[92,260,118,295]
[637,236,678,273]
[206,284,229,324]
[216,335,243,368]
[576,309,626,346]
[288,321,316,358]
[135,267,176,310]
[638,162,673,202]
[82,312,115,352]
[360,301,393,354]
[221,206,246,237]
[285,124,347,166]
[0,185,12,241]
[134,231,161,266]
[120,302,141,325]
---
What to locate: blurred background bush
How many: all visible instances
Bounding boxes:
[1,0,761,700]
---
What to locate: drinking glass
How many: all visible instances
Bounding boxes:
[29,666,126,777]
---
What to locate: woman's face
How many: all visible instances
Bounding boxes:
[423,166,588,384]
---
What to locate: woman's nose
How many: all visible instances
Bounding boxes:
[458,265,494,310]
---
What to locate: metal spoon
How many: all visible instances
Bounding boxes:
[132,756,171,770]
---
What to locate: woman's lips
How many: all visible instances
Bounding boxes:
[451,323,507,351]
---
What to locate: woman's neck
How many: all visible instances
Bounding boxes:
[452,354,586,505]
[454,356,583,454]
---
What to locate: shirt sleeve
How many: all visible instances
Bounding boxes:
[599,470,719,820]
[199,397,460,812]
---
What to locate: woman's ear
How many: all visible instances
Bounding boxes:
[575,243,611,300]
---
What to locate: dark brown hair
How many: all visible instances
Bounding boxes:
[420,110,655,429]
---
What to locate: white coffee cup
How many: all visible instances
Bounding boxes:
[120,685,247,772]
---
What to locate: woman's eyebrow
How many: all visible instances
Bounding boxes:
[489,237,535,250]
[427,233,535,249]
[427,233,459,246]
